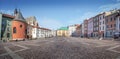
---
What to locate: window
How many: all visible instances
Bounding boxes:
[107,25,109,28]
[7,22,10,26]
[100,17,101,20]
[106,19,108,23]
[103,15,104,19]
[114,17,116,20]
[7,33,10,38]
[7,27,10,31]
[119,24,120,29]
[25,29,27,34]
[103,26,104,30]
[111,25,112,28]
[13,27,16,33]
[111,18,112,21]
[103,21,104,24]
[20,25,22,28]
[110,32,112,35]
[114,24,116,27]
[99,22,101,25]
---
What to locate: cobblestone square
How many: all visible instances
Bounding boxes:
[0,37,120,59]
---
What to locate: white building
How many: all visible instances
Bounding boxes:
[27,25,33,39]
[51,30,56,37]
[37,27,52,38]
[87,17,93,37]
[26,16,39,39]
[68,25,77,36]
[99,12,111,37]
[32,26,38,39]
[99,13,105,37]
[26,16,39,26]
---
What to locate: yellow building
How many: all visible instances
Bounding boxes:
[57,27,69,37]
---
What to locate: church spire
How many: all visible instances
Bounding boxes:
[14,8,18,16]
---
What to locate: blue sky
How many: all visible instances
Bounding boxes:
[0,0,120,30]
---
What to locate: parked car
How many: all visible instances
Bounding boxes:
[113,32,120,39]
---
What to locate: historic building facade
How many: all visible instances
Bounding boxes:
[87,17,93,37]
[115,10,120,32]
[99,13,105,38]
[84,19,88,37]
[57,27,69,37]
[93,15,99,38]
[105,10,118,37]
[0,13,14,41]
[26,16,39,39]
[74,24,81,37]
[68,25,77,36]
[12,9,27,40]
[99,12,111,38]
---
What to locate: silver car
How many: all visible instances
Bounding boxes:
[113,32,120,39]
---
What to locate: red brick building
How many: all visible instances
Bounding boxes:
[12,9,27,40]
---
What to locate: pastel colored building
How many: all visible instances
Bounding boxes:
[68,25,77,36]
[87,17,93,37]
[12,9,27,40]
[84,19,88,37]
[115,10,120,32]
[0,13,14,41]
[105,10,119,37]
[57,27,69,37]
[99,13,105,38]
[93,15,99,38]
[99,12,111,38]
[74,24,81,37]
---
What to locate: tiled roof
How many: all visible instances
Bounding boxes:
[28,24,51,31]
[2,14,15,18]
[38,27,51,31]
[14,10,25,21]
[58,27,68,30]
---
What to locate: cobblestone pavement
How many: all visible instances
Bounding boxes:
[0,37,120,59]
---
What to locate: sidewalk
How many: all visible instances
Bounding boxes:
[79,37,119,41]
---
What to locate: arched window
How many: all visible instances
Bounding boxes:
[13,27,16,33]
[20,25,22,28]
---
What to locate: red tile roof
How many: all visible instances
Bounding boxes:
[27,24,51,31]
[2,14,15,18]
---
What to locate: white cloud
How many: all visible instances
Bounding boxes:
[98,2,120,12]
[117,0,120,2]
